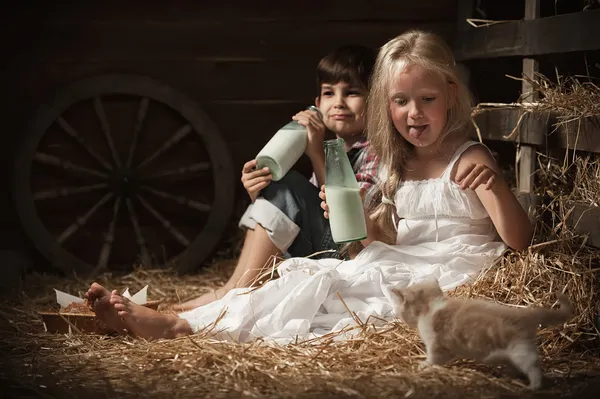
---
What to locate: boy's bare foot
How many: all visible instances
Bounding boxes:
[84,282,127,333]
[172,286,229,312]
[110,292,192,340]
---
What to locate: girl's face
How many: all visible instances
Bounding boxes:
[316,81,367,140]
[388,64,454,150]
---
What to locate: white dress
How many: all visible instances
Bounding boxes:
[178,141,507,344]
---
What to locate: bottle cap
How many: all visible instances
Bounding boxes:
[306,105,323,120]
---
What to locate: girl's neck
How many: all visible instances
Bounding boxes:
[412,137,466,162]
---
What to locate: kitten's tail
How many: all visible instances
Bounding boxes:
[531,293,573,327]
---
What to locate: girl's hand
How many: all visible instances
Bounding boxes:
[321,185,379,246]
[292,108,326,161]
[319,186,370,221]
[360,188,378,242]
[241,160,272,202]
[319,185,329,219]
[454,162,498,191]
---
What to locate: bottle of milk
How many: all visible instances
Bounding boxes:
[255,106,323,181]
[324,138,367,243]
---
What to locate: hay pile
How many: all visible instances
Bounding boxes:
[2,177,599,398]
[472,71,600,121]
[1,72,599,399]
[1,246,599,399]
[472,71,600,150]
[521,72,600,121]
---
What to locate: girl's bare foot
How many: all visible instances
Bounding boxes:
[110,292,192,340]
[84,283,127,333]
[172,286,229,312]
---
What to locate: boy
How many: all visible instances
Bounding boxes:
[175,45,379,311]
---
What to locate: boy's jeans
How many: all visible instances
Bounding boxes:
[238,171,342,259]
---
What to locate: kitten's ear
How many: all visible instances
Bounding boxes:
[391,288,404,302]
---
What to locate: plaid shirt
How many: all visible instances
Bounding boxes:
[309,138,380,191]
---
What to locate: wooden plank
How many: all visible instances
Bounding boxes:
[516,145,537,214]
[1,1,458,24]
[15,59,319,105]
[553,116,600,153]
[471,109,600,154]
[454,9,600,61]
[455,0,474,89]
[567,203,600,248]
[471,108,548,146]
[517,0,540,209]
[455,0,473,28]
[16,20,455,62]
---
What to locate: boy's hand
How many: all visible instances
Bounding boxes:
[241,160,272,202]
[292,108,326,161]
[454,163,497,191]
[319,185,329,219]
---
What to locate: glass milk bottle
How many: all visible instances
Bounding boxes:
[256,106,322,181]
[324,138,367,243]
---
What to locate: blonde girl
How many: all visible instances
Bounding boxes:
[340,29,533,253]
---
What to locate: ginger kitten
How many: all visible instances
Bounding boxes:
[391,279,572,390]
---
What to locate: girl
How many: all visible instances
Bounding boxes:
[85,30,532,343]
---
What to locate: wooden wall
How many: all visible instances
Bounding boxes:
[0,1,457,257]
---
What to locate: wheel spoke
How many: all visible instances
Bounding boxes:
[136,124,192,169]
[141,162,211,179]
[35,152,109,179]
[96,197,121,270]
[93,97,122,168]
[125,198,152,266]
[140,185,211,212]
[34,183,108,200]
[125,97,149,168]
[57,117,113,171]
[137,194,191,247]
[57,193,113,244]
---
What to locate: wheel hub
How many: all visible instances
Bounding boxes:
[111,169,138,198]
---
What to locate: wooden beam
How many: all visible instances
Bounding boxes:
[470,109,600,153]
[521,0,540,102]
[568,204,600,249]
[455,9,600,61]
[555,116,600,153]
[471,108,548,146]
[22,20,455,63]
[455,0,474,32]
[517,0,541,217]
[455,0,475,90]
[2,1,458,24]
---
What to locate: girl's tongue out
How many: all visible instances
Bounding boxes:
[409,125,427,139]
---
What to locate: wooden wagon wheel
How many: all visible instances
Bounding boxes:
[13,74,235,275]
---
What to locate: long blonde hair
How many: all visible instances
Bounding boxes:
[366,30,473,244]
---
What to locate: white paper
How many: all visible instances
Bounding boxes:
[54,285,148,308]
[129,285,147,305]
[55,289,85,308]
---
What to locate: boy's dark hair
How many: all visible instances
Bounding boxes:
[316,45,377,95]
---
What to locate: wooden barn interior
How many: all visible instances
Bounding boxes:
[1,0,599,397]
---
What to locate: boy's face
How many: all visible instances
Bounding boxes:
[315,81,367,140]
